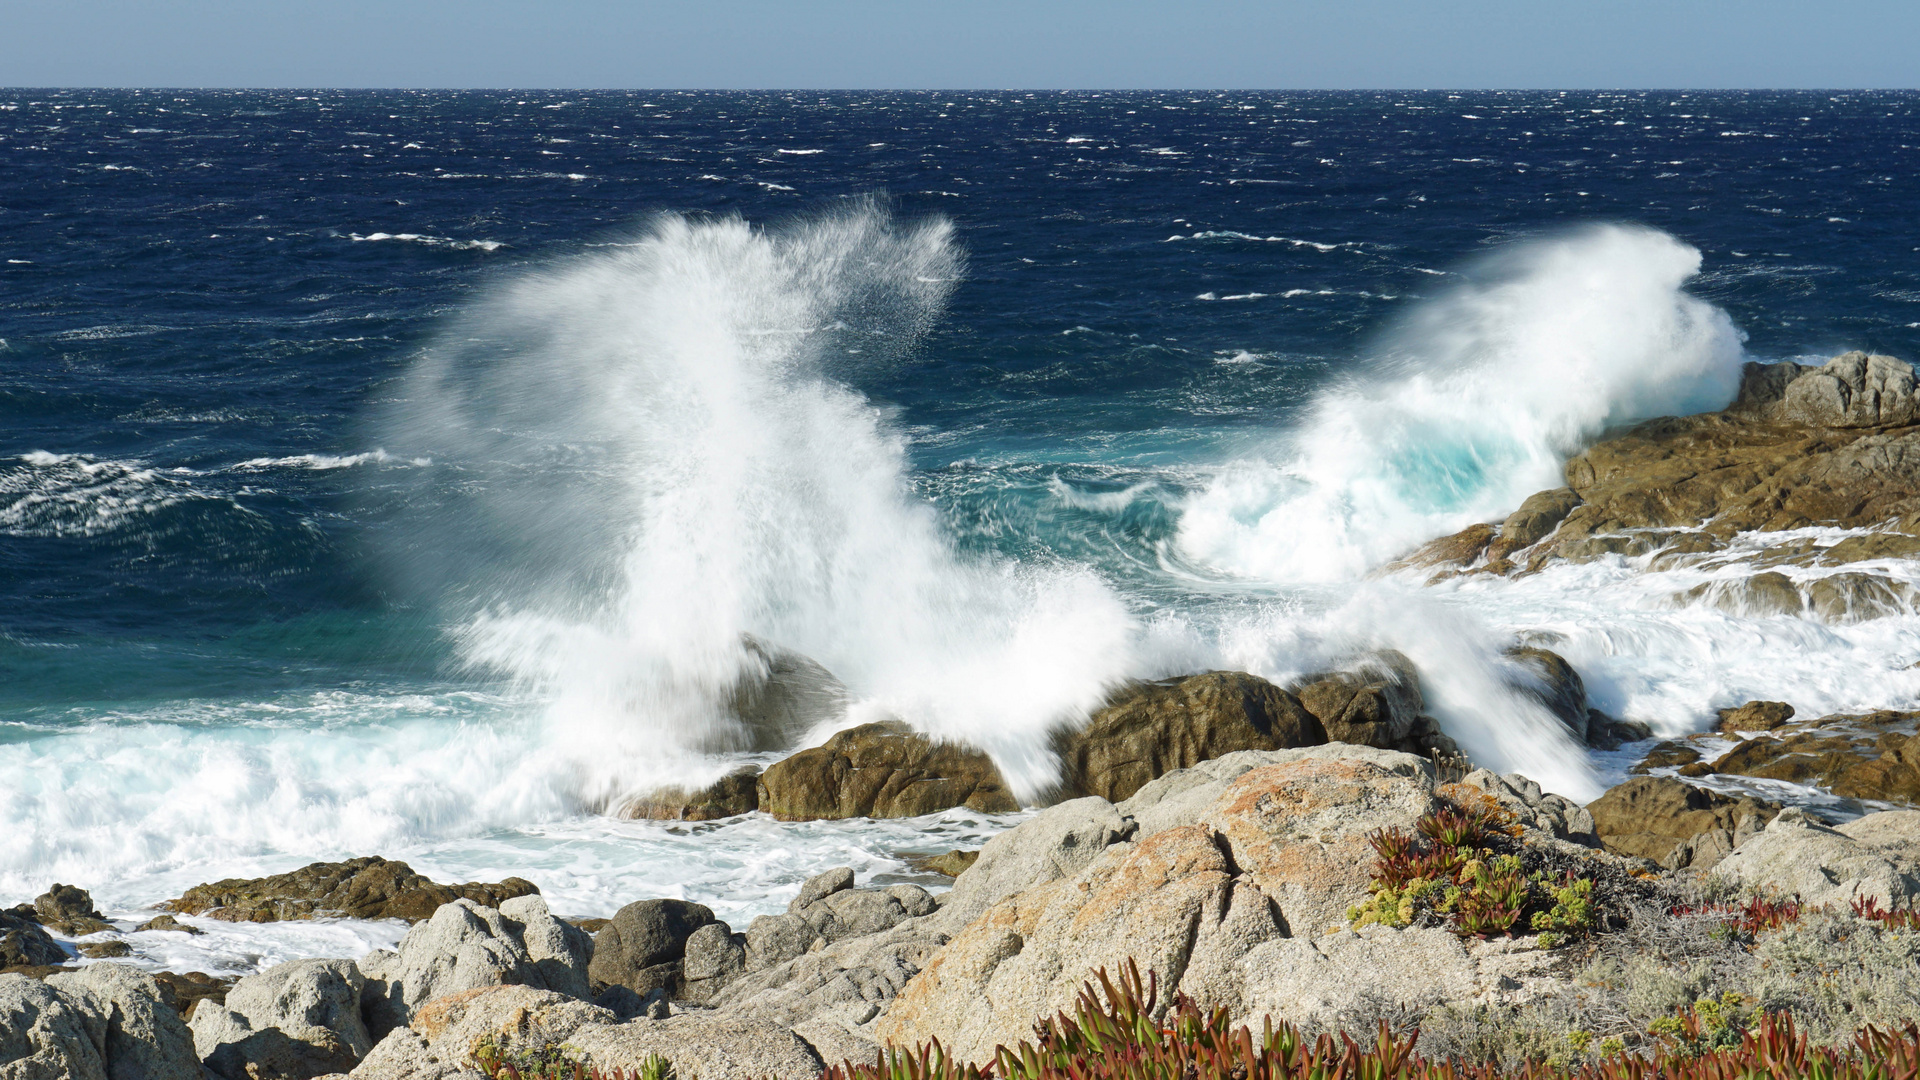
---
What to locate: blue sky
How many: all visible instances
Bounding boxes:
[3,0,1916,89]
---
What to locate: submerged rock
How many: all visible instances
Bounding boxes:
[162,857,538,924]
[758,721,1018,820]
[1054,670,1328,801]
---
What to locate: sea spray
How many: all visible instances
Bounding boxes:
[379,202,1137,803]
[1176,224,1746,583]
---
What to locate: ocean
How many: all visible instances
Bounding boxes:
[4,88,1919,974]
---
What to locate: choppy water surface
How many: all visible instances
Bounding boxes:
[4,90,1920,973]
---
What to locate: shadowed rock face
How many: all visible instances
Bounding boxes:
[162,857,538,924]
[1286,656,1419,751]
[757,721,1018,821]
[621,765,762,821]
[1054,671,1328,802]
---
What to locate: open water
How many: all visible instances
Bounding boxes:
[5,89,1920,973]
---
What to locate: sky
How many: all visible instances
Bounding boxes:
[1,0,1916,89]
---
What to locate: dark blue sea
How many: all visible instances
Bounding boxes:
[5,89,1919,970]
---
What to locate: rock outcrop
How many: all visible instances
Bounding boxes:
[587,898,718,998]
[877,750,1446,1061]
[47,963,203,1080]
[360,894,593,1038]
[0,972,110,1080]
[34,883,114,936]
[163,857,538,924]
[0,906,68,969]
[1053,671,1328,802]
[1714,807,1920,908]
[621,766,762,821]
[757,721,1019,821]
[1285,656,1418,750]
[1387,354,1920,602]
[347,985,617,1080]
[1586,776,1779,870]
[190,959,372,1080]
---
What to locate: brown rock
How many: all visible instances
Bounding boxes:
[1285,654,1418,750]
[1681,572,1805,617]
[151,970,234,1019]
[1820,533,1920,565]
[1386,522,1495,574]
[1806,572,1916,623]
[1054,671,1327,802]
[33,884,113,935]
[0,908,66,968]
[1587,776,1780,870]
[908,849,980,877]
[1587,711,1653,751]
[77,940,131,958]
[1629,740,1703,774]
[134,914,202,935]
[1504,647,1589,742]
[1717,700,1796,733]
[1487,488,1582,561]
[757,722,1018,821]
[162,857,538,923]
[621,766,762,821]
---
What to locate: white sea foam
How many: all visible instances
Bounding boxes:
[348,232,504,252]
[228,450,429,471]
[380,202,1138,805]
[0,453,222,538]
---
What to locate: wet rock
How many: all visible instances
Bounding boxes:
[0,971,109,1080]
[1681,572,1805,617]
[1055,671,1327,801]
[621,765,761,821]
[1716,807,1920,908]
[35,884,114,936]
[78,941,132,959]
[1717,700,1796,733]
[191,958,371,1080]
[1587,776,1779,870]
[1586,711,1653,751]
[758,721,1018,821]
[1819,532,1920,565]
[1503,647,1589,742]
[1487,487,1583,561]
[1286,655,1419,750]
[1806,572,1916,623]
[907,849,979,877]
[1384,522,1496,575]
[587,898,716,997]
[360,895,593,1039]
[163,857,538,924]
[136,914,203,935]
[728,635,851,751]
[0,908,69,968]
[1629,739,1703,773]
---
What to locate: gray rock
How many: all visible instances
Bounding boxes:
[586,898,715,997]
[568,1012,825,1080]
[44,963,201,1080]
[359,896,595,1039]
[1715,807,1920,908]
[189,958,370,1079]
[347,985,613,1080]
[789,867,855,913]
[1457,769,1599,847]
[883,884,936,918]
[937,796,1137,929]
[0,972,108,1080]
[1119,744,1434,841]
[744,913,819,971]
[1780,351,1920,429]
[710,918,949,1035]
[803,890,909,944]
[680,922,748,1005]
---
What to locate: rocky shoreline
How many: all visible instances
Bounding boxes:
[11,352,1920,1078]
